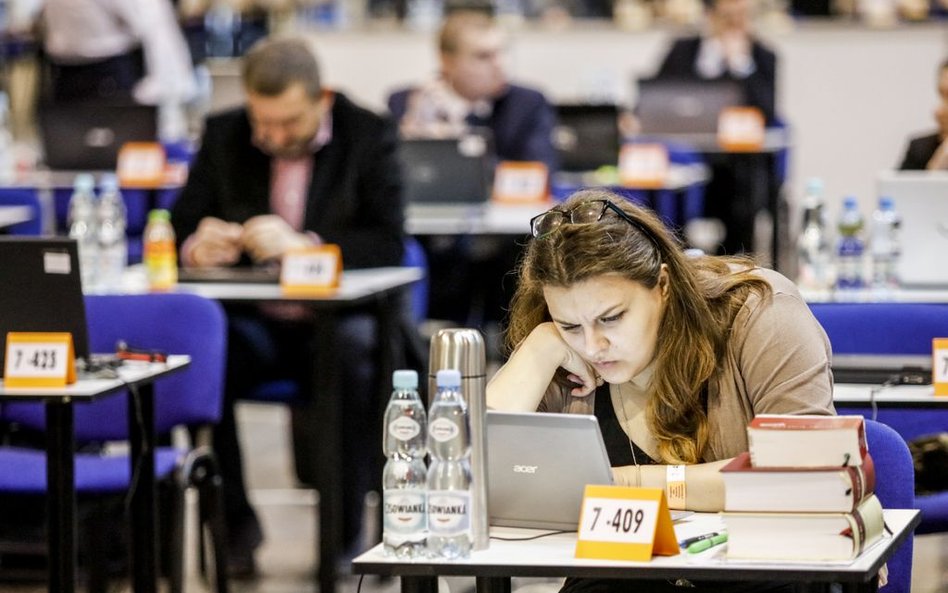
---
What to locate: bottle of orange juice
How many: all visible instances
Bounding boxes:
[143,209,178,291]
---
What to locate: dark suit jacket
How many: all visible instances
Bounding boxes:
[171,92,404,269]
[387,83,559,173]
[656,36,777,125]
[899,133,942,170]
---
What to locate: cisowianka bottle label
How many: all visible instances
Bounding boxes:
[427,490,472,536]
[383,489,426,534]
[389,416,422,441]
[428,417,460,442]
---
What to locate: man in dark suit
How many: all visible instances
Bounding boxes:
[171,36,403,576]
[386,10,557,333]
[900,59,948,171]
[653,0,778,256]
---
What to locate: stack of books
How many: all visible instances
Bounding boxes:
[721,414,886,562]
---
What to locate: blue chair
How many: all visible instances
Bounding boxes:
[0,188,43,235]
[864,419,915,593]
[0,293,230,593]
[809,302,948,536]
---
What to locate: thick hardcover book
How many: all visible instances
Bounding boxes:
[723,494,886,562]
[722,451,875,512]
[747,414,867,468]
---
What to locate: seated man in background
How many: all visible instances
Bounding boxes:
[171,35,404,576]
[654,0,778,257]
[899,59,948,170]
[387,10,557,337]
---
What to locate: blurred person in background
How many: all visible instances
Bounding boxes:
[39,0,196,105]
[387,10,557,340]
[899,58,948,170]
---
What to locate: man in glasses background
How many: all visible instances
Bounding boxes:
[171,35,404,577]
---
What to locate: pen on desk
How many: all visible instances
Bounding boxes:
[687,532,728,554]
[679,531,720,548]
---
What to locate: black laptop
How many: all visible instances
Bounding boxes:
[38,102,158,170]
[0,237,90,373]
[636,78,745,135]
[398,133,494,205]
[553,104,621,172]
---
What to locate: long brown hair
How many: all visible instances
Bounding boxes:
[506,189,770,463]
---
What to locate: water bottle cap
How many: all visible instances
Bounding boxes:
[436,369,462,388]
[73,173,95,192]
[843,196,858,209]
[805,178,824,194]
[879,196,894,210]
[148,209,171,222]
[99,173,119,193]
[392,369,419,389]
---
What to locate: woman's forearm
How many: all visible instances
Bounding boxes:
[612,459,731,512]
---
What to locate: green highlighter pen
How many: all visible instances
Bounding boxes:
[687,532,728,554]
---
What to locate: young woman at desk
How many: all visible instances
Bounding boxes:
[487,189,835,592]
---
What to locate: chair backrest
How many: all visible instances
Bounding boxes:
[0,188,43,235]
[1,293,227,442]
[809,302,948,441]
[402,235,428,324]
[864,419,915,593]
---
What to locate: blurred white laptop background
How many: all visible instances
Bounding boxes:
[877,171,948,287]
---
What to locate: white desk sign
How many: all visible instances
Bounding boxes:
[492,161,549,204]
[281,245,343,295]
[4,332,77,387]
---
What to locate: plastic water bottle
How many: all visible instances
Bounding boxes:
[870,196,901,290]
[96,174,127,292]
[382,370,428,558]
[143,209,178,291]
[205,0,239,58]
[835,196,865,290]
[426,369,472,559]
[67,174,99,291]
[796,178,832,290]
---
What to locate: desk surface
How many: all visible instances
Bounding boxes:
[0,205,32,229]
[632,129,789,154]
[0,355,190,400]
[834,383,948,407]
[354,509,917,584]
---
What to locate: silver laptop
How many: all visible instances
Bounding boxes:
[486,411,614,530]
[877,171,948,287]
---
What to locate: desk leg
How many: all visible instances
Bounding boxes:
[401,576,439,593]
[128,383,158,593]
[46,401,76,593]
[311,313,342,593]
[844,575,879,593]
[476,576,512,593]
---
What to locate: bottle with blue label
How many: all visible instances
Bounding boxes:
[835,196,865,290]
[870,196,901,291]
[382,369,428,558]
[426,369,472,559]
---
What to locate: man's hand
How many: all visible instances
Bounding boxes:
[187,217,243,268]
[241,215,315,263]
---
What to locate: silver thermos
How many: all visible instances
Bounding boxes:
[428,328,490,550]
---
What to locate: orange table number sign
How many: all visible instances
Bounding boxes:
[117,142,167,188]
[717,107,765,152]
[280,244,343,296]
[4,332,76,388]
[492,161,550,204]
[619,144,669,189]
[933,338,948,396]
[575,485,679,562]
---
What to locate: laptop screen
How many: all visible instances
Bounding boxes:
[877,171,948,287]
[398,133,494,205]
[636,78,745,135]
[0,238,90,373]
[553,104,621,172]
[39,102,157,171]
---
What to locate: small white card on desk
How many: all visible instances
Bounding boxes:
[280,245,342,295]
[619,144,669,189]
[492,161,549,204]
